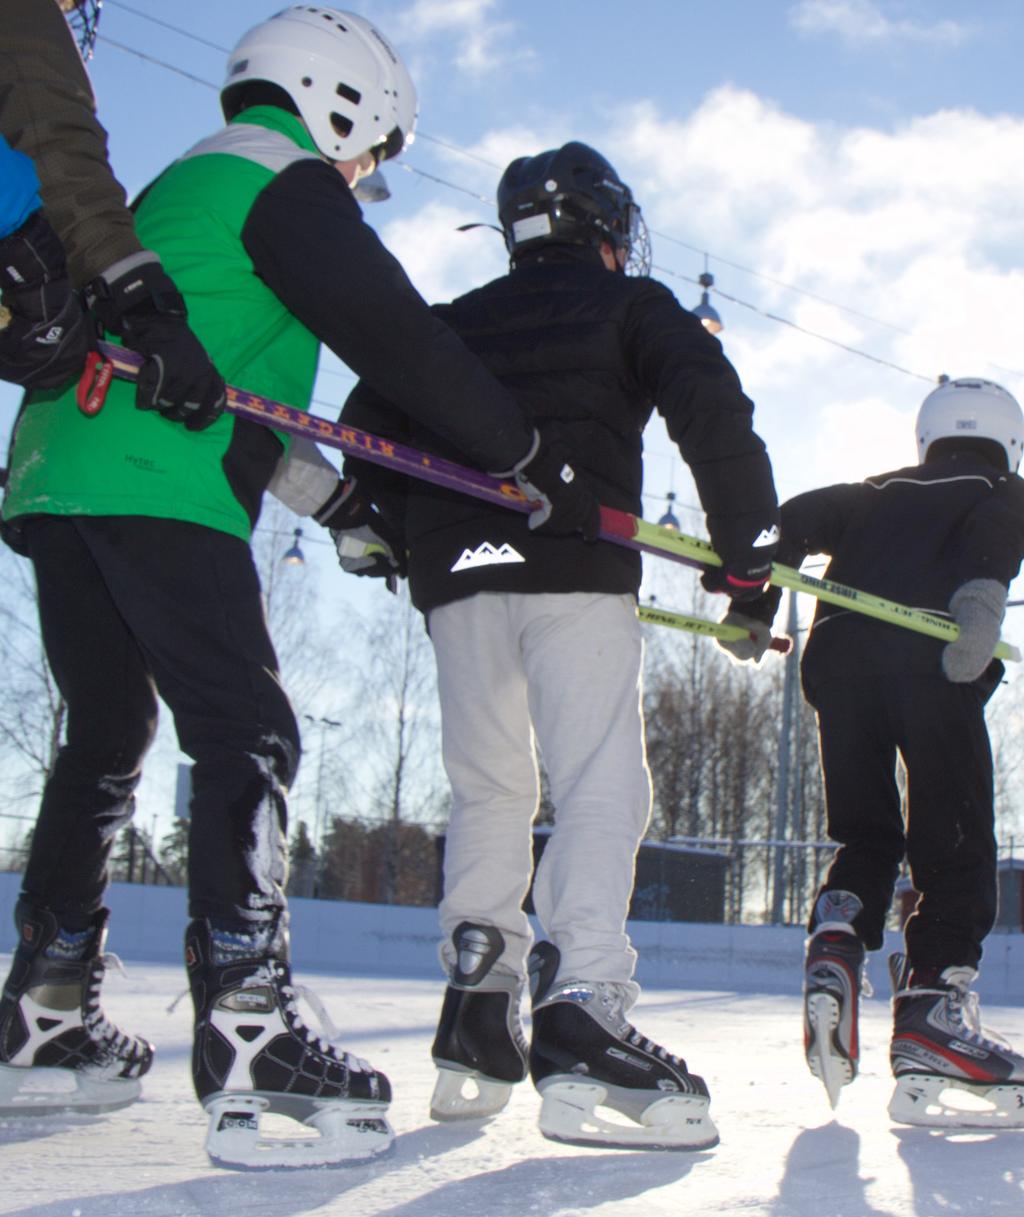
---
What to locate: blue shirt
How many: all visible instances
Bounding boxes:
[0,135,42,238]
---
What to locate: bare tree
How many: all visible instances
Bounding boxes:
[344,587,445,904]
[0,545,65,867]
[250,498,361,847]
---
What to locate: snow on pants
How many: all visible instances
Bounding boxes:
[809,672,996,970]
[428,591,652,983]
[19,515,299,928]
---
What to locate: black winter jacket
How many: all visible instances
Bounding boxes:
[342,246,778,615]
[745,452,1024,700]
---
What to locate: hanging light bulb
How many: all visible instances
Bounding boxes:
[691,253,724,334]
[282,527,305,566]
[692,270,724,335]
[657,492,681,531]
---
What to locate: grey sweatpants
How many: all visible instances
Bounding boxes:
[428,591,652,984]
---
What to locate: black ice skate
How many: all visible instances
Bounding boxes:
[527,941,718,1151]
[0,900,153,1116]
[186,918,392,1168]
[888,952,1024,1129]
[430,921,528,1121]
[803,890,866,1109]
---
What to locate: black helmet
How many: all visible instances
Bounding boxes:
[496,142,651,275]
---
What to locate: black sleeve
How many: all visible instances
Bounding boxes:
[623,280,779,568]
[954,472,1024,588]
[731,482,860,625]
[241,158,534,472]
[777,482,863,566]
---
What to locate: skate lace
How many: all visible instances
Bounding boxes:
[253,963,372,1074]
[895,982,1011,1051]
[596,985,685,1068]
[83,953,144,1061]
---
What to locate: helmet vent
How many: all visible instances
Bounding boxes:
[336,82,362,105]
[330,112,354,138]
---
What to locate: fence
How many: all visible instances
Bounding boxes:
[3,818,1022,929]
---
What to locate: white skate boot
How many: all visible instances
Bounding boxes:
[0,900,153,1116]
[888,953,1024,1129]
[527,941,718,1151]
[430,922,527,1121]
[187,918,392,1168]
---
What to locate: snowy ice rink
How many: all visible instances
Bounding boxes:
[1,958,1022,1217]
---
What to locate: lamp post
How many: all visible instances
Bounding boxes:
[770,590,802,924]
[303,714,343,897]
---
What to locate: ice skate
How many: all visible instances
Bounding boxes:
[430,921,528,1121]
[186,918,392,1169]
[887,952,1024,1129]
[0,900,153,1117]
[527,941,718,1151]
[803,890,866,1108]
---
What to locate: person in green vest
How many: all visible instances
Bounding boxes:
[0,5,595,1169]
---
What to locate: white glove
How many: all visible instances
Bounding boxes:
[715,609,772,665]
[941,579,1007,683]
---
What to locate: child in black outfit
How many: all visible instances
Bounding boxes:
[719,376,1024,1128]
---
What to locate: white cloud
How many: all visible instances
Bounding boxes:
[378,199,510,303]
[789,0,970,47]
[397,0,533,76]
[587,86,1024,503]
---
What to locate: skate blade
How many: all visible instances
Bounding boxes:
[203,1093,394,1169]
[430,1065,515,1122]
[888,1073,1024,1130]
[537,1080,719,1151]
[0,1062,141,1117]
[805,992,854,1109]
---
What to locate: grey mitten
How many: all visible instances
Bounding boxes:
[941,579,1007,683]
[715,609,772,665]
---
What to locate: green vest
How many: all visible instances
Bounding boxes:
[3,108,322,541]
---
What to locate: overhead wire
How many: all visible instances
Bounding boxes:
[93,17,1014,387]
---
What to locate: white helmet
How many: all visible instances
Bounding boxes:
[221,7,417,163]
[916,377,1024,472]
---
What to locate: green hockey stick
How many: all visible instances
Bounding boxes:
[605,512,1021,664]
[637,603,791,653]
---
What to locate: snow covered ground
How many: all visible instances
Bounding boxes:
[1,958,1022,1217]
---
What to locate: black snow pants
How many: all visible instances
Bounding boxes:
[19,515,299,928]
[808,672,996,970]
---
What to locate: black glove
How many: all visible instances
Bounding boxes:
[0,210,93,388]
[314,477,407,584]
[86,254,226,431]
[495,431,601,540]
[702,524,778,602]
[702,564,773,602]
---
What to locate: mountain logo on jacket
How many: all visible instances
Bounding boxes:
[451,542,526,572]
[752,525,781,548]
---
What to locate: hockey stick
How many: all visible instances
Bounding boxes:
[637,603,791,653]
[617,516,1021,663]
[92,342,1019,662]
